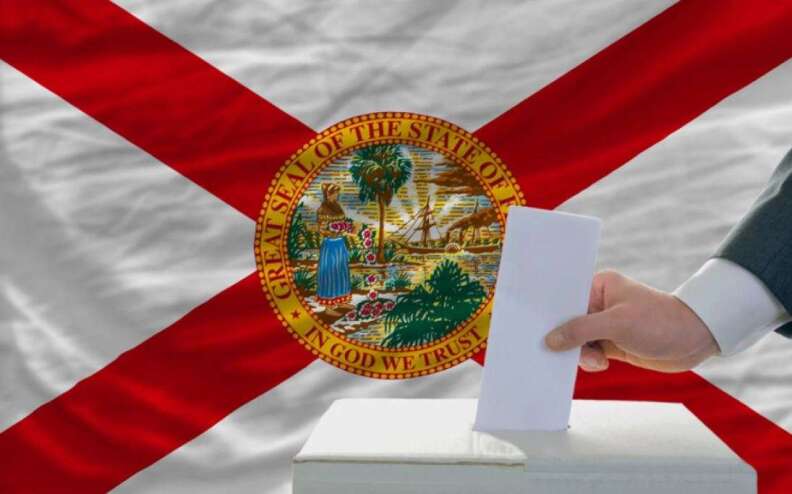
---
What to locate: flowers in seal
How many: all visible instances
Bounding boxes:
[329,220,353,233]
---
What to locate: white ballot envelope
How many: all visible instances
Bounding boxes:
[474,206,601,432]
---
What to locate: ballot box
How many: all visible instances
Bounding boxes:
[293,399,755,494]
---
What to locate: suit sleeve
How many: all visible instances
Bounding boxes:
[715,148,792,338]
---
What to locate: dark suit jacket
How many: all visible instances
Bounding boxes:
[715,148,792,338]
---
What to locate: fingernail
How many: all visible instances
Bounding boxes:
[581,353,603,369]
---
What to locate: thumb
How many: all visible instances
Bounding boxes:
[545,309,627,351]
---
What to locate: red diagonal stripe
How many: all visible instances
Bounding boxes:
[0,0,315,220]
[0,273,315,493]
[475,0,792,210]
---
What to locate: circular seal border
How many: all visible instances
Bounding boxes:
[255,112,525,379]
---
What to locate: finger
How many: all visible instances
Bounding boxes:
[588,270,626,313]
[587,273,607,313]
[598,340,628,362]
[545,308,627,351]
[596,341,689,372]
[579,343,609,372]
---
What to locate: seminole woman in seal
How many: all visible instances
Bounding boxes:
[315,183,354,317]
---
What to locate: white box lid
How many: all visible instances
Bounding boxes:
[295,398,752,476]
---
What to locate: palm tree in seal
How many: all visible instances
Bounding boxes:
[349,144,413,263]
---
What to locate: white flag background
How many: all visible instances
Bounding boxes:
[1,1,790,492]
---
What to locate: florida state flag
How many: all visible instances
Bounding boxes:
[1,1,791,492]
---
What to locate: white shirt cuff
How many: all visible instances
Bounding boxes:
[673,258,792,356]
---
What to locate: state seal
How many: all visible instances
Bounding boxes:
[255,112,524,378]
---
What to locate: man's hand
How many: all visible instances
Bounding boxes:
[544,271,720,373]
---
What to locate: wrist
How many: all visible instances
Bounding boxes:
[671,293,720,364]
